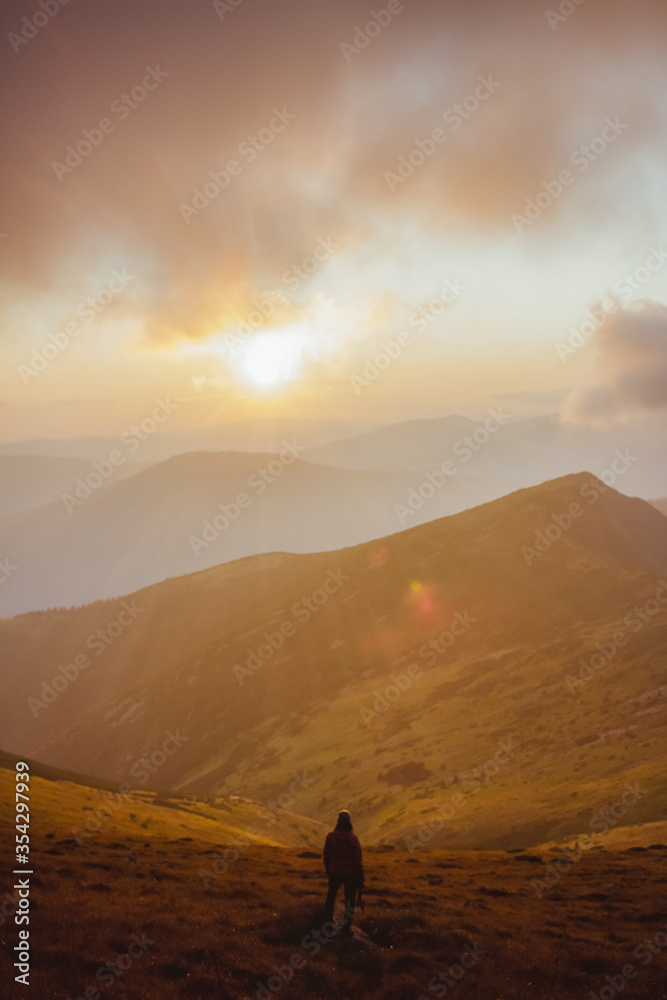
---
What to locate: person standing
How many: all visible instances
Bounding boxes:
[323,809,364,935]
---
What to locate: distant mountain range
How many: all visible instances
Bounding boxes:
[3,473,666,849]
[0,417,384,462]
[0,455,149,517]
[2,410,667,615]
[0,450,518,616]
[302,412,667,498]
[3,414,666,500]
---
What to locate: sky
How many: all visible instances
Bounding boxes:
[1,0,667,441]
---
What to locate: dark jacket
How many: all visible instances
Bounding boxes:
[323,828,363,878]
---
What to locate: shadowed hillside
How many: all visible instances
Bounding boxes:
[2,473,667,852]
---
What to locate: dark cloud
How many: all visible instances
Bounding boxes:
[1,0,667,345]
[562,299,667,424]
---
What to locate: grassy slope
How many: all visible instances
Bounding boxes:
[0,767,325,854]
[1,767,666,1000]
[2,473,667,850]
[215,614,667,849]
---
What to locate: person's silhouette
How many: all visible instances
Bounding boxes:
[323,809,364,935]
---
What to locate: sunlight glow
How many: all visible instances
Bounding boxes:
[238,331,310,386]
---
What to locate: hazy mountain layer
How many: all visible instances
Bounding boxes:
[303,413,667,499]
[0,455,148,517]
[0,450,515,615]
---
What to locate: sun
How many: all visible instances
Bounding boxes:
[239,331,309,386]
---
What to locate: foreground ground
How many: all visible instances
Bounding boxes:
[1,771,667,999]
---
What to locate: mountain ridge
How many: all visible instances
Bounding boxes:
[2,472,666,849]
[0,449,519,615]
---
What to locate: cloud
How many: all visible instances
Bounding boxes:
[561,299,667,424]
[2,0,667,351]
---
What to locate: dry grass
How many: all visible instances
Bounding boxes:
[1,773,667,999]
